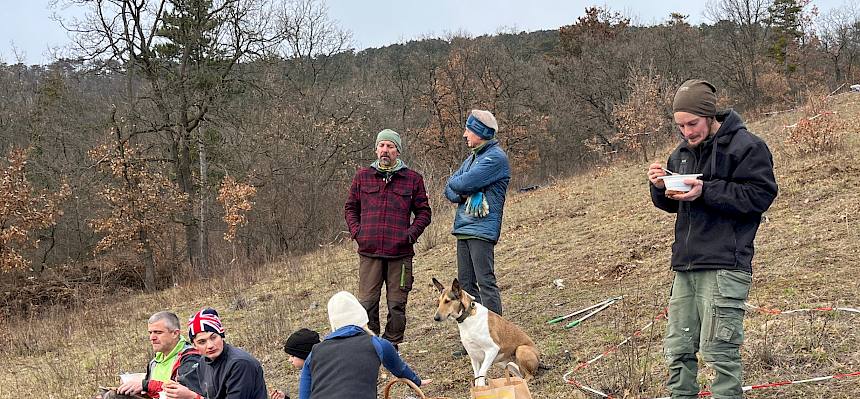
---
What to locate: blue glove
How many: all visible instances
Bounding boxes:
[464,192,489,218]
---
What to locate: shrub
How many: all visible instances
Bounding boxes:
[784,87,846,154]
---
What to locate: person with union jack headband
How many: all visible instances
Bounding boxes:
[160,308,268,399]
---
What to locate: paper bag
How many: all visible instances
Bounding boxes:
[470,370,532,399]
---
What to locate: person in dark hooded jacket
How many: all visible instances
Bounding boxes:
[647,79,778,399]
[162,308,268,399]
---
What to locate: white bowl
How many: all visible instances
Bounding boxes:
[119,372,146,384]
[657,174,702,192]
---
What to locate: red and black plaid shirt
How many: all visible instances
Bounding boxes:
[344,166,431,258]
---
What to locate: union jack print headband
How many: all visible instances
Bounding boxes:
[188,307,225,339]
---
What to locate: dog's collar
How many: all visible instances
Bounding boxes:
[456,301,475,323]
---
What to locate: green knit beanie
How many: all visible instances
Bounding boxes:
[375,129,402,152]
[673,79,717,117]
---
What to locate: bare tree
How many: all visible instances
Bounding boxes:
[549,6,633,164]
[817,4,860,85]
[62,0,284,271]
[232,0,359,254]
[705,0,774,110]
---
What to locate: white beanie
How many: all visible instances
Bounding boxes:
[327,291,369,331]
[471,109,498,132]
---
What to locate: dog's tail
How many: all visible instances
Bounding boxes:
[506,360,551,377]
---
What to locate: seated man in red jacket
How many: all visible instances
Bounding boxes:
[101,311,203,399]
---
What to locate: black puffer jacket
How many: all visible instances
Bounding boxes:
[651,109,778,273]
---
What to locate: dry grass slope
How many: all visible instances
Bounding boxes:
[1,93,858,398]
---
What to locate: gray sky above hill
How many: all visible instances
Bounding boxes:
[0,0,851,65]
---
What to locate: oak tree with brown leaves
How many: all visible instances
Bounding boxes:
[0,148,70,271]
[217,175,256,262]
[610,69,671,163]
[89,128,187,291]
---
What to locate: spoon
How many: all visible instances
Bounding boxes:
[661,167,677,175]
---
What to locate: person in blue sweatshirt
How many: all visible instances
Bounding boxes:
[298,291,431,399]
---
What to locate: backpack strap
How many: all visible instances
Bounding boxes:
[170,346,201,379]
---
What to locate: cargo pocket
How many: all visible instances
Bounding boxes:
[716,269,752,300]
[399,261,414,292]
[711,270,751,344]
[711,305,745,344]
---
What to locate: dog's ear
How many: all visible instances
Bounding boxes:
[431,277,445,293]
[452,278,461,293]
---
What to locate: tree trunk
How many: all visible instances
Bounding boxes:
[175,129,199,270]
[139,228,156,292]
[197,125,210,272]
[833,56,842,84]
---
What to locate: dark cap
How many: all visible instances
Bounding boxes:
[673,79,717,117]
[283,328,320,360]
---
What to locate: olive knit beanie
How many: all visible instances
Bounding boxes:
[672,79,717,117]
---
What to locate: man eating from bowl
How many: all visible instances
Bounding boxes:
[647,79,778,399]
[100,311,203,399]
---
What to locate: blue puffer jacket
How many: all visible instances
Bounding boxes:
[444,139,511,243]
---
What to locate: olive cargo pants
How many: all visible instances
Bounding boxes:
[664,269,752,399]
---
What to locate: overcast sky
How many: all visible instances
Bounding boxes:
[0,0,852,65]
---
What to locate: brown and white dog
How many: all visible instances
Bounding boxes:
[432,277,540,386]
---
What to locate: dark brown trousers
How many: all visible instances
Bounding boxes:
[357,254,413,344]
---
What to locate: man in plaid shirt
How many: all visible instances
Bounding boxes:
[344,129,432,348]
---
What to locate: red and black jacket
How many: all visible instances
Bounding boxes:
[345,166,432,258]
[142,345,204,398]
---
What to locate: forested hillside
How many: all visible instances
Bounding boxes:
[1,92,857,398]
[1,0,858,320]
